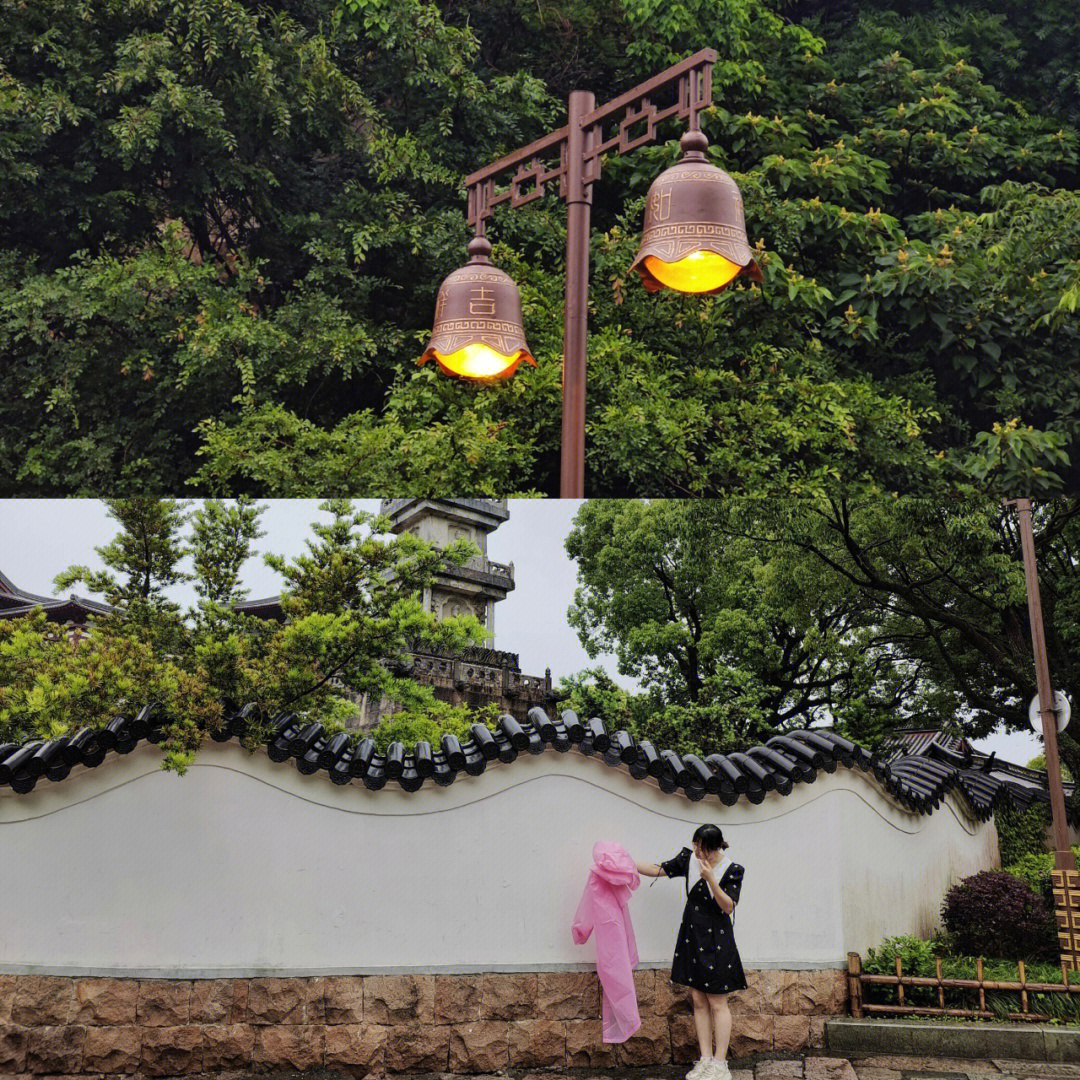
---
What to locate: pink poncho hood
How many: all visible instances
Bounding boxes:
[571,841,641,1042]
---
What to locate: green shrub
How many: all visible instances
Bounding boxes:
[996,801,1053,866]
[865,934,941,973]
[863,935,944,1006]
[862,937,1080,1020]
[368,700,501,753]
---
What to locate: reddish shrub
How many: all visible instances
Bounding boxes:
[941,870,1055,959]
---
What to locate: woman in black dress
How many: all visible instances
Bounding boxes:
[635,825,746,1080]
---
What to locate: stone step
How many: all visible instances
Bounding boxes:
[826,1019,1080,1063]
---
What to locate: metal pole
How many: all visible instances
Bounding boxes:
[559,90,595,499]
[1014,497,1073,864]
[461,53,723,495]
[1013,497,1080,971]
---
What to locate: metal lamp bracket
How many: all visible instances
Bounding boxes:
[465,49,716,229]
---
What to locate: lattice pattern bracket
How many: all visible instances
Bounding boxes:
[583,62,713,184]
[465,49,716,227]
[1053,867,1080,969]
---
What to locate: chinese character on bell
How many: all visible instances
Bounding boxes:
[469,286,496,316]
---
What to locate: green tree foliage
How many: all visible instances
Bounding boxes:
[753,498,1080,766]
[556,667,638,730]
[565,497,1080,776]
[566,499,911,747]
[789,0,1080,124]
[1026,753,1073,782]
[53,498,191,650]
[0,612,220,756]
[1,0,1077,494]
[0,499,489,771]
[54,499,191,612]
[368,699,501,753]
[190,498,263,605]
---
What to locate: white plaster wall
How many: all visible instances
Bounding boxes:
[0,742,999,977]
[839,778,999,954]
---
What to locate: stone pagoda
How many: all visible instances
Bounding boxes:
[381,498,514,641]
[356,499,553,728]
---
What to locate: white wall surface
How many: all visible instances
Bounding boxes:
[839,775,1000,953]
[0,741,999,977]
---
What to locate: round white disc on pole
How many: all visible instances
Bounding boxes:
[1029,690,1071,736]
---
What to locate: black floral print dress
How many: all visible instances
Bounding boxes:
[660,847,747,995]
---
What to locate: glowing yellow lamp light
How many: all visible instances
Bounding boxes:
[630,129,762,296]
[430,343,526,380]
[642,249,742,295]
[420,235,536,381]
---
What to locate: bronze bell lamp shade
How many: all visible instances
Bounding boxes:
[418,235,536,380]
[419,49,757,496]
[629,128,762,294]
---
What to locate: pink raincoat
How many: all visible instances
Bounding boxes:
[571,841,642,1043]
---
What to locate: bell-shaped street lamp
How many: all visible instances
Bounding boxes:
[416,49,757,494]
[630,129,762,295]
[419,235,536,380]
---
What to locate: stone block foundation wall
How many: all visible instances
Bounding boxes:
[0,969,848,1077]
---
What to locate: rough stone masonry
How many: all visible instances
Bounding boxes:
[0,969,848,1077]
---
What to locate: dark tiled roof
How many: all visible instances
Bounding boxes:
[879,728,970,759]
[231,596,286,620]
[3,708,1076,825]
[0,569,112,623]
[878,726,1076,814]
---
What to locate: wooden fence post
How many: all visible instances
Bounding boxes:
[848,951,863,1019]
[845,952,1073,1021]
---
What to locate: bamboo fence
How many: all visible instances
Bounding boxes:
[847,951,1080,1022]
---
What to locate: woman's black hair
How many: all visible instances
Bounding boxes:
[693,824,729,852]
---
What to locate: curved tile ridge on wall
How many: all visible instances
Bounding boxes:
[0,703,1073,825]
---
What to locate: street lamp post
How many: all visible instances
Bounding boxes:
[419,49,761,497]
[1007,497,1080,969]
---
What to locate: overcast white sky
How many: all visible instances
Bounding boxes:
[0,499,1043,766]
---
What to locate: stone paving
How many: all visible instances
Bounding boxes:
[3,1058,1076,1080]
[717,1054,1080,1080]
[495,1055,1080,1080]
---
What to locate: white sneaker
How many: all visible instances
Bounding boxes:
[686,1057,714,1080]
[706,1059,731,1080]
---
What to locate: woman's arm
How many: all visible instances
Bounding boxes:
[635,860,666,878]
[706,879,734,914]
[699,859,735,913]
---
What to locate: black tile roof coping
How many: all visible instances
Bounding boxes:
[1,708,1076,826]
